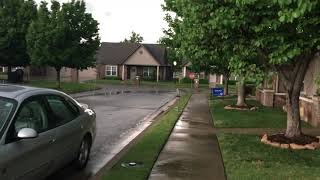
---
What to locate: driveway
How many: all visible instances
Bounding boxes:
[47,91,176,180]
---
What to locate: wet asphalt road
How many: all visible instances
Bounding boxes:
[47,92,175,180]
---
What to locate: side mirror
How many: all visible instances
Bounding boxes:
[17,128,38,139]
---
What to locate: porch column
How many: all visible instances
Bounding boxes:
[157,66,160,82]
[122,65,125,80]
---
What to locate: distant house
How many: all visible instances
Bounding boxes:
[181,61,224,86]
[19,42,170,82]
[96,42,172,82]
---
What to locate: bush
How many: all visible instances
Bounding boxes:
[142,76,156,81]
[180,77,209,84]
[199,79,209,84]
[103,76,121,80]
[181,77,192,83]
[228,80,237,85]
[245,84,256,96]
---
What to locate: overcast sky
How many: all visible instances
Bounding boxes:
[34,0,168,43]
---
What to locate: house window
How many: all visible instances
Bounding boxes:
[106,65,117,76]
[143,67,154,77]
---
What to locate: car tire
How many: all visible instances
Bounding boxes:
[74,136,91,169]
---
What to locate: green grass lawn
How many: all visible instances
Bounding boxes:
[87,79,209,89]
[102,94,191,180]
[25,80,101,94]
[209,96,310,128]
[218,134,320,180]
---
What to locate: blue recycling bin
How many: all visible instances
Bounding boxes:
[212,88,224,96]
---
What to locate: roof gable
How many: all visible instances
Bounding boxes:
[97,42,168,66]
[97,42,140,65]
[123,46,160,66]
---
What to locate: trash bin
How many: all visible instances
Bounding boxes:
[135,76,140,86]
[211,88,224,97]
[8,69,24,83]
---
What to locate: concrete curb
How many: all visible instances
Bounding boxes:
[88,95,179,180]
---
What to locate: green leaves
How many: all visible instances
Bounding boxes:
[0,0,37,67]
[27,0,100,71]
[277,0,315,23]
[123,31,144,43]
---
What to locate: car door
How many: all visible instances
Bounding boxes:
[0,96,56,180]
[45,95,85,167]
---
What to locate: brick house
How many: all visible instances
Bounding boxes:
[22,42,171,82]
[256,57,320,127]
[96,42,172,82]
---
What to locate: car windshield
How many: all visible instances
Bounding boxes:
[0,97,16,134]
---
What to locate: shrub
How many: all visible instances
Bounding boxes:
[180,77,209,84]
[199,79,209,84]
[181,77,192,83]
[104,76,121,80]
[143,76,156,81]
[245,84,256,96]
[228,80,237,85]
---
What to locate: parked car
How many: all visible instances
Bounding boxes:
[0,85,96,180]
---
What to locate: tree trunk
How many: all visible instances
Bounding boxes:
[55,67,61,89]
[237,81,246,106]
[223,74,229,96]
[285,91,301,138]
[278,54,314,138]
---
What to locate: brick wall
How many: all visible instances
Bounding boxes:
[299,97,314,126]
[274,94,286,107]
[312,96,320,127]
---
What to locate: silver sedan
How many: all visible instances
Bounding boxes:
[0,84,96,180]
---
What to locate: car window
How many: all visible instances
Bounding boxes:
[0,97,16,136]
[15,99,49,134]
[46,96,78,127]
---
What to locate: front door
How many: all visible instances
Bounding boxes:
[130,66,137,80]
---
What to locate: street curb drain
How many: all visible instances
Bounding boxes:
[121,162,144,168]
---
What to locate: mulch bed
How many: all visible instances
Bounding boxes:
[268,134,319,145]
[261,133,320,150]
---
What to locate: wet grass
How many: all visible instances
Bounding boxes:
[25,80,101,94]
[218,134,320,180]
[209,96,310,128]
[101,94,191,180]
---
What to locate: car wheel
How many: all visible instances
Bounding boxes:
[75,136,91,169]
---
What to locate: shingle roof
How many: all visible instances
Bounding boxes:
[96,42,168,66]
[143,44,168,66]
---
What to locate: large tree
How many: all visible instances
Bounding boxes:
[0,0,37,73]
[226,0,320,138]
[162,0,233,95]
[27,0,100,88]
[163,0,320,138]
[123,31,144,43]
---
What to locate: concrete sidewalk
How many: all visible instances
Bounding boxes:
[148,93,226,180]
